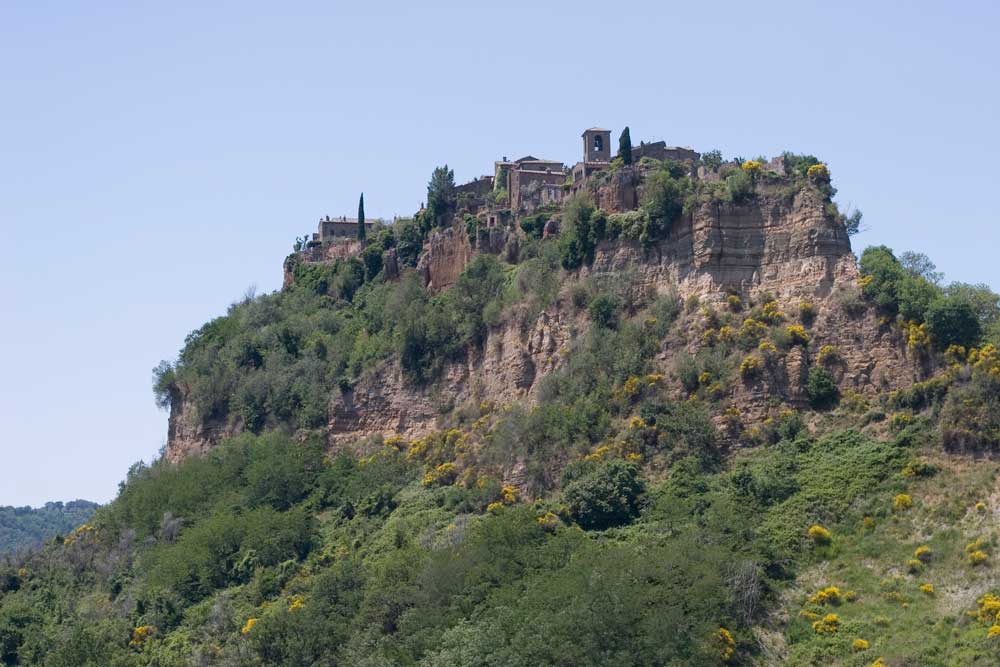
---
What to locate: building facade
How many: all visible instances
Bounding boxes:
[316,216,376,242]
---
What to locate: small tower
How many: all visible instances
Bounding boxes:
[582,128,612,163]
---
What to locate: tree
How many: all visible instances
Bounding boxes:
[806,367,839,409]
[561,459,645,530]
[945,282,1000,327]
[357,193,366,243]
[588,294,618,329]
[642,169,689,240]
[395,218,425,267]
[843,208,863,236]
[152,360,176,410]
[701,149,723,170]
[426,165,456,230]
[361,243,383,281]
[558,194,597,269]
[618,126,633,165]
[899,251,942,285]
[925,297,982,350]
[859,245,941,320]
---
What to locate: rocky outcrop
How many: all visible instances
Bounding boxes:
[472,224,520,261]
[165,387,240,463]
[584,186,851,303]
[323,184,918,447]
[283,241,364,288]
[382,248,400,280]
[416,222,523,291]
[595,167,641,213]
[167,180,926,459]
[327,303,579,449]
[417,226,473,292]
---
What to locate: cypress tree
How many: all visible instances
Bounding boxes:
[619,127,633,165]
[357,193,366,242]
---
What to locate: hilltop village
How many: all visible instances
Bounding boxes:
[295,128,703,255]
[286,126,812,296]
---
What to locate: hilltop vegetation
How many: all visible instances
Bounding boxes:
[0,501,98,555]
[4,156,1000,666]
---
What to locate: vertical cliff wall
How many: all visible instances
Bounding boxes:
[166,182,925,460]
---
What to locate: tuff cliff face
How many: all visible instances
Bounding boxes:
[585,186,853,301]
[327,303,579,448]
[418,224,521,292]
[319,186,919,449]
[166,182,925,461]
[165,385,231,463]
[417,226,473,292]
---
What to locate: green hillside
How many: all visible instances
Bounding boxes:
[3,158,1000,666]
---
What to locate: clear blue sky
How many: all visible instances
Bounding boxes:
[1,1,997,507]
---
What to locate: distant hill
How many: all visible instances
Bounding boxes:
[0,500,99,553]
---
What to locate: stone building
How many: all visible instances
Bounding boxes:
[631,141,700,164]
[455,175,494,199]
[487,127,701,213]
[454,175,495,214]
[316,215,376,242]
[570,128,612,183]
[494,155,569,212]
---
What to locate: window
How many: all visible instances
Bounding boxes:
[594,135,603,153]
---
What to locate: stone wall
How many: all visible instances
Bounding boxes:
[632,141,700,163]
[455,175,494,198]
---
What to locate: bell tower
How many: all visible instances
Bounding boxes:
[582,128,612,163]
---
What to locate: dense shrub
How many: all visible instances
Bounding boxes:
[641,168,691,242]
[422,536,733,667]
[588,293,619,329]
[888,374,951,411]
[250,560,364,666]
[806,367,839,409]
[606,209,650,241]
[144,506,313,602]
[519,211,549,239]
[859,246,940,321]
[781,152,821,177]
[108,433,327,538]
[639,399,721,465]
[925,296,982,350]
[725,169,754,203]
[940,372,1000,452]
[700,149,723,170]
[558,195,599,269]
[561,459,645,530]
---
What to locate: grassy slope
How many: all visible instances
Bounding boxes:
[765,420,1000,666]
